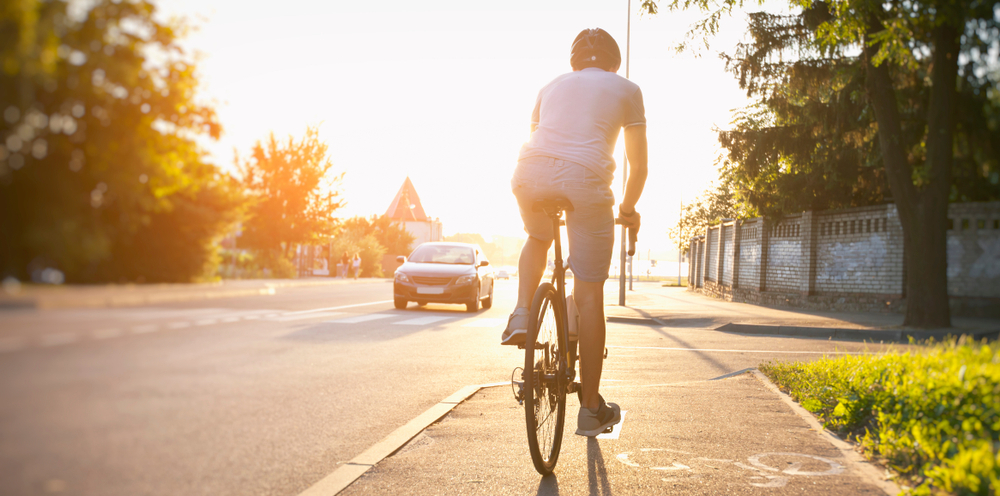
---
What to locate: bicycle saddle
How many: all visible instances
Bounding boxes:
[531,198,574,213]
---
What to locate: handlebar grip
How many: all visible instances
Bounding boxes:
[614,218,638,257]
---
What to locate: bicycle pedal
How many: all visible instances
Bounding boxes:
[603,426,614,433]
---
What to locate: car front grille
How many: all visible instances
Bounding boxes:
[412,276,452,286]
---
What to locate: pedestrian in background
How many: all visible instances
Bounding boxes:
[340,252,349,278]
[352,253,361,280]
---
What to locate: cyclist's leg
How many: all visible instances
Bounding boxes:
[573,280,606,410]
[516,236,550,310]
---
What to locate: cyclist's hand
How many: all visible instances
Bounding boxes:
[618,204,640,230]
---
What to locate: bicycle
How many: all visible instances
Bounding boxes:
[511,198,636,475]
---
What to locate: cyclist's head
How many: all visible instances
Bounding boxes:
[570,28,621,72]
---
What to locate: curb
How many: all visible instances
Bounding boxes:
[298,381,508,496]
[0,278,390,310]
[717,323,999,342]
[750,370,901,495]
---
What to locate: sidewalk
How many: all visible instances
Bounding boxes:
[604,282,1000,342]
[0,277,387,310]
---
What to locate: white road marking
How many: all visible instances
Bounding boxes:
[242,315,261,320]
[0,337,26,353]
[40,332,78,347]
[270,312,344,322]
[394,316,454,326]
[194,318,218,326]
[91,328,124,340]
[461,318,505,328]
[221,317,240,323]
[326,314,395,324]
[596,410,627,439]
[748,453,844,476]
[281,300,394,316]
[606,346,866,354]
[130,324,158,334]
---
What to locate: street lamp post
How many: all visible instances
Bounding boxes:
[619,0,632,306]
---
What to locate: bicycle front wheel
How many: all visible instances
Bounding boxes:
[524,282,567,475]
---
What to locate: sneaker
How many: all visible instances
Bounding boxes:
[500,308,529,346]
[575,396,621,437]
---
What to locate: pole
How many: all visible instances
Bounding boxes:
[619,0,632,306]
[678,200,683,286]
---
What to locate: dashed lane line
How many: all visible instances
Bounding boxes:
[326,314,395,324]
[130,324,159,334]
[281,300,394,316]
[91,328,124,340]
[270,312,344,322]
[394,316,455,326]
[40,332,78,347]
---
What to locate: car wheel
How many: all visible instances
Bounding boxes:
[482,281,493,309]
[394,298,408,310]
[466,283,480,312]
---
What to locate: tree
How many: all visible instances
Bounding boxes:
[339,215,415,257]
[669,181,742,251]
[0,0,240,283]
[238,127,344,264]
[648,0,1000,327]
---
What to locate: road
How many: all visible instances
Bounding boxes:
[0,280,903,495]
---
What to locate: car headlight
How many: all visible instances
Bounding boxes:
[395,272,411,283]
[455,274,475,285]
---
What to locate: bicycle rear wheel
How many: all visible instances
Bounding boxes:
[524,282,567,475]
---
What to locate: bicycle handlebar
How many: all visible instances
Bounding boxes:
[614,218,638,257]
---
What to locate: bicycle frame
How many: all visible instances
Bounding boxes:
[540,206,578,393]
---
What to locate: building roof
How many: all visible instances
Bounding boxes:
[385,177,429,221]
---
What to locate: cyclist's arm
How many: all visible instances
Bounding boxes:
[621,124,647,218]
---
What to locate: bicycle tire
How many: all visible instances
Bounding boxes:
[524,282,567,475]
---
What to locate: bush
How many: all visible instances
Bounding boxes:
[760,340,999,495]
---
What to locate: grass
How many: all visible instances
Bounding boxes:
[760,340,999,495]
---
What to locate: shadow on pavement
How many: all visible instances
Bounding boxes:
[649,326,732,375]
[535,473,560,495]
[586,438,613,496]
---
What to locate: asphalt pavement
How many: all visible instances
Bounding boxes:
[0,279,914,495]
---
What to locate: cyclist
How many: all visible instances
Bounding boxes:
[500,28,647,437]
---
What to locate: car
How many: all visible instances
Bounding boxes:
[393,242,494,312]
[496,270,510,280]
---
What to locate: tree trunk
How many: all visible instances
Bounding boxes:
[863,20,957,328]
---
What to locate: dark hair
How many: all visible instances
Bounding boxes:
[570,28,621,71]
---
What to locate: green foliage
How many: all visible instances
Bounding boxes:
[645,0,1000,218]
[238,126,344,261]
[761,341,1000,494]
[0,0,240,283]
[339,215,414,257]
[331,230,385,278]
[670,180,744,249]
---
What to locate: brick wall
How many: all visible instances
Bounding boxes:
[721,223,735,286]
[706,227,718,282]
[764,216,803,292]
[814,204,904,295]
[738,219,762,291]
[947,202,1000,298]
[687,201,1000,316]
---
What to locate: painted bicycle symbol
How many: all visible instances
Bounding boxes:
[617,448,845,488]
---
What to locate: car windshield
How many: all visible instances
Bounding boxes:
[408,245,476,265]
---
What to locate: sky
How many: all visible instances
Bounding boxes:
[157,0,760,262]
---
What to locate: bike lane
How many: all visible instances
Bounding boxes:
[334,322,901,495]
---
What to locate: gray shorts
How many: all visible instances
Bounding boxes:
[511,156,615,282]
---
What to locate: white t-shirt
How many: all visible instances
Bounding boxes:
[517,67,646,185]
